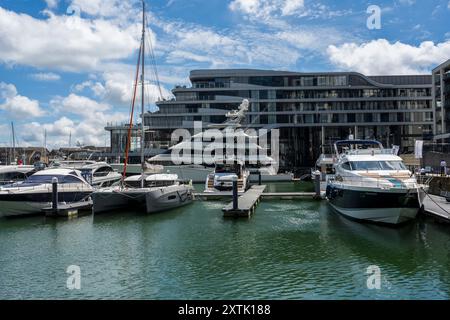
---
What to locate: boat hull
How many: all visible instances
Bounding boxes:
[145,185,193,213]
[0,192,92,217]
[92,189,147,214]
[326,185,420,225]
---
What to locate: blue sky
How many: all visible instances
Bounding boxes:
[0,0,449,149]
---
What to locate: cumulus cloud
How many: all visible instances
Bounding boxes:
[0,7,140,72]
[327,39,450,75]
[30,72,61,81]
[20,94,129,147]
[0,82,45,118]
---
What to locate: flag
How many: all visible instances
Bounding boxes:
[415,140,423,159]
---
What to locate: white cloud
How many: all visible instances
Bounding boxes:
[448,1,450,9]
[228,0,349,22]
[30,72,61,81]
[398,0,415,5]
[327,39,450,75]
[229,0,304,19]
[51,93,111,115]
[70,0,134,18]
[282,0,305,15]
[45,0,59,9]
[0,82,45,118]
[21,94,129,147]
[0,7,140,72]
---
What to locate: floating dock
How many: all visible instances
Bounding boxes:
[422,194,450,223]
[42,200,93,218]
[222,185,266,218]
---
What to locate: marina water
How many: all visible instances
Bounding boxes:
[0,182,449,299]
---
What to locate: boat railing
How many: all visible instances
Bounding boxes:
[329,175,419,189]
[0,183,91,192]
[339,148,397,156]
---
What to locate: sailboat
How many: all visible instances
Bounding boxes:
[91,0,193,214]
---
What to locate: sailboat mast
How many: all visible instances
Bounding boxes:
[11,122,15,165]
[140,0,146,188]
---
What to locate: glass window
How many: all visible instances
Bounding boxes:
[341,162,351,170]
[24,174,83,184]
[93,166,113,177]
[349,161,407,171]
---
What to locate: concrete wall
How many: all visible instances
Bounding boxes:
[423,151,450,170]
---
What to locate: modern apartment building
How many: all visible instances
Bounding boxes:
[106,67,439,168]
[433,59,450,142]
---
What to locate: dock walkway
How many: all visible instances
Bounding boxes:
[423,194,450,223]
[222,185,266,218]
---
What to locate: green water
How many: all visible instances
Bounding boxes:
[0,182,449,300]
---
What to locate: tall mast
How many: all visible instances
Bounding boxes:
[140,0,146,188]
[44,129,47,164]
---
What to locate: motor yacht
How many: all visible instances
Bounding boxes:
[326,140,423,225]
[0,169,93,217]
[204,160,250,193]
[50,160,122,187]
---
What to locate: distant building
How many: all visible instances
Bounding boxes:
[106,63,450,168]
[432,59,450,142]
[0,147,50,165]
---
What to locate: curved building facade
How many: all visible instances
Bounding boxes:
[142,69,433,169]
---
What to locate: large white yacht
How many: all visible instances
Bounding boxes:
[326,140,423,225]
[149,99,293,182]
[0,169,94,217]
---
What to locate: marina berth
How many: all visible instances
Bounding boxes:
[0,169,93,217]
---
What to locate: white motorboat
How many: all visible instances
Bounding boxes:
[50,160,122,187]
[0,169,93,217]
[0,165,36,186]
[92,174,193,214]
[204,160,250,193]
[326,140,423,225]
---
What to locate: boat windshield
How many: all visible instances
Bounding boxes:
[24,174,83,184]
[215,164,240,174]
[349,161,407,171]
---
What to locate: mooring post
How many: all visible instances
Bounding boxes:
[52,177,58,214]
[232,176,238,210]
[314,171,321,199]
[258,171,262,186]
